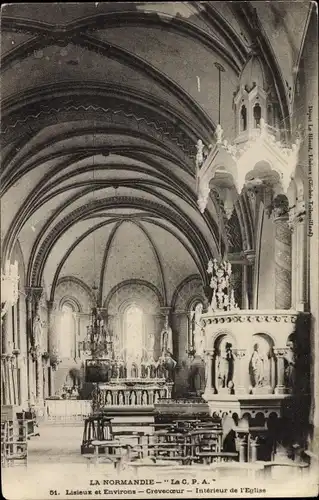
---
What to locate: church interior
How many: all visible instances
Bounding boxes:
[1,1,318,486]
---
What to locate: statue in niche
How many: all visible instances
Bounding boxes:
[217,342,234,389]
[160,315,173,354]
[284,341,296,392]
[33,313,42,352]
[118,392,124,406]
[130,391,136,405]
[250,343,265,387]
[142,392,148,405]
[106,392,112,405]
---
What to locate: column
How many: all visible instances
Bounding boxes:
[234,349,247,394]
[1,314,8,354]
[236,433,248,462]
[242,264,249,309]
[250,435,259,463]
[47,300,60,376]
[296,211,307,311]
[274,215,292,309]
[33,289,43,405]
[25,286,43,405]
[274,348,288,394]
[25,289,33,402]
[244,250,255,309]
[203,350,214,398]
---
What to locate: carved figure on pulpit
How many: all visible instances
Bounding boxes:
[130,391,136,405]
[106,391,112,405]
[153,391,159,404]
[250,343,265,387]
[218,343,234,388]
[142,391,148,405]
[284,341,296,392]
[118,392,124,406]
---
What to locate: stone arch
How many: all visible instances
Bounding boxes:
[172,274,204,312]
[55,276,94,313]
[59,295,82,313]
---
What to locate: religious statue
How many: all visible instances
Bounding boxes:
[106,392,112,405]
[118,392,124,406]
[250,343,265,388]
[160,315,173,354]
[130,391,136,405]
[215,124,223,143]
[218,343,234,389]
[142,392,148,405]
[33,314,42,352]
[284,341,296,392]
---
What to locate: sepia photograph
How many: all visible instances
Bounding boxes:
[0,1,318,499]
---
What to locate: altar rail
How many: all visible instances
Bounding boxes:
[45,399,91,422]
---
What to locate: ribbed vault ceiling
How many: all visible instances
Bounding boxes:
[0,1,311,305]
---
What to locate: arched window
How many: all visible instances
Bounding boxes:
[253,103,261,128]
[124,304,144,357]
[59,303,75,358]
[240,105,247,131]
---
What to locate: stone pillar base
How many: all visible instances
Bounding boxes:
[275,386,287,395]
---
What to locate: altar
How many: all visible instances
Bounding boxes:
[92,378,173,409]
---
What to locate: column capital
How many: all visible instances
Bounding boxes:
[160,306,171,316]
[243,250,255,265]
[273,347,289,358]
[25,286,43,303]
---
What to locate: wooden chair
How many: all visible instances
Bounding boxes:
[81,415,113,454]
[1,420,28,467]
[4,440,28,467]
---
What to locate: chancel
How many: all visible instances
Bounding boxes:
[0,1,318,492]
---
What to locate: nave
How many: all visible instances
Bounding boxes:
[1,2,318,498]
